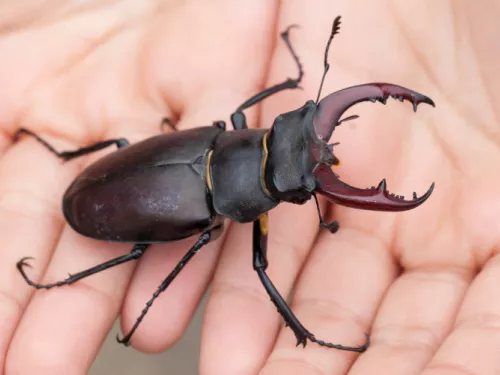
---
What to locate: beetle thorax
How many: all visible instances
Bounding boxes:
[264,101,334,204]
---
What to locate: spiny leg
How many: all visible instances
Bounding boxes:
[231,24,304,130]
[14,128,129,161]
[212,121,226,131]
[117,230,215,346]
[17,244,149,289]
[312,193,339,233]
[253,213,369,352]
[159,117,177,132]
[160,118,226,132]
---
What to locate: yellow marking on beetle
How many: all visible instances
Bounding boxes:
[206,150,214,192]
[260,132,272,197]
[259,213,269,235]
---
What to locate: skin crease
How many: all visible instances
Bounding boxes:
[0,0,499,374]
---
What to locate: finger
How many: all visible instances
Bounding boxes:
[201,202,320,375]
[121,235,227,352]
[116,113,229,352]
[346,167,468,375]
[349,268,469,375]
[144,0,278,129]
[6,230,132,374]
[0,133,81,370]
[257,226,395,375]
[4,127,159,374]
[122,0,279,355]
[199,6,333,373]
[417,258,500,375]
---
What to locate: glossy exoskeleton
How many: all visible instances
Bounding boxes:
[15,16,435,352]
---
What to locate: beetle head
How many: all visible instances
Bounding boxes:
[265,86,435,211]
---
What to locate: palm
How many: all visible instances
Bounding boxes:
[241,3,500,375]
[1,2,498,375]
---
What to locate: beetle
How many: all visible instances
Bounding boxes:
[14,16,435,352]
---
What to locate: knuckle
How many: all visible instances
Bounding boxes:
[0,189,61,220]
[210,280,270,306]
[292,297,368,335]
[372,323,441,352]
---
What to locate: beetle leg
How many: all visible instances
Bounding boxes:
[252,213,369,352]
[231,24,304,130]
[312,193,339,233]
[212,121,226,131]
[160,118,225,132]
[13,128,129,161]
[116,228,218,346]
[159,117,177,132]
[17,244,149,289]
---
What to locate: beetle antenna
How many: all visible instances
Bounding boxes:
[315,16,342,104]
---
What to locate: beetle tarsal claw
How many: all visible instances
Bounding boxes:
[321,220,339,233]
[116,334,131,347]
[296,337,307,347]
[17,257,34,269]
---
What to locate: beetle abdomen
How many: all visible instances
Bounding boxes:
[62,127,222,243]
[63,164,214,242]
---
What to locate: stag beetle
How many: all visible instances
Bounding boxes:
[14,16,435,352]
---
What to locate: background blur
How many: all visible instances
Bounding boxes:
[90,297,206,374]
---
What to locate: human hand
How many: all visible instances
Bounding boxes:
[0,1,276,373]
[1,1,499,375]
[199,2,500,375]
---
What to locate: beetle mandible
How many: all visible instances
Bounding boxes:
[14,16,435,352]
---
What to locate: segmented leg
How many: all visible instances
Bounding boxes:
[117,229,216,346]
[231,25,304,130]
[160,118,226,132]
[17,244,149,289]
[312,193,339,233]
[212,121,226,131]
[14,128,129,161]
[159,117,177,132]
[252,213,369,351]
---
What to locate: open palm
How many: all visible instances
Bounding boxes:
[1,1,499,375]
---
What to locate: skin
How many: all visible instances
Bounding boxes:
[0,0,499,374]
